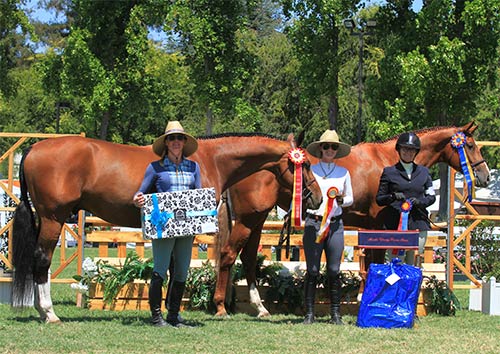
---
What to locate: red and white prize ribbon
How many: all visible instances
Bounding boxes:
[288,148,306,227]
[315,186,339,243]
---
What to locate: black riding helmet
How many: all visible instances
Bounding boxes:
[396,132,421,152]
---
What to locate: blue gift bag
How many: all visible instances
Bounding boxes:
[357,258,423,328]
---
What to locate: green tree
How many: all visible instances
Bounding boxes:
[282,0,358,142]
[367,0,500,219]
[0,0,35,97]
[165,0,259,134]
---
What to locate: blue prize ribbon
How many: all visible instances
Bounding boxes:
[400,210,409,231]
[451,132,474,202]
[457,147,474,202]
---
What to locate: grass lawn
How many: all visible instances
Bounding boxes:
[0,247,499,353]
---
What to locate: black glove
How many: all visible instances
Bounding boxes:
[393,192,406,201]
[336,195,344,205]
[409,197,421,207]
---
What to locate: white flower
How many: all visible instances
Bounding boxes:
[70,282,89,294]
[82,257,98,277]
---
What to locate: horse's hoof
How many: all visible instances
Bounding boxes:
[214,310,230,319]
[43,313,62,324]
[45,318,62,324]
[257,310,271,318]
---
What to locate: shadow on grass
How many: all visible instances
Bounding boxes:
[7,308,207,328]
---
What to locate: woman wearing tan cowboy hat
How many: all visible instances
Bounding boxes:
[133,120,200,327]
[302,129,353,325]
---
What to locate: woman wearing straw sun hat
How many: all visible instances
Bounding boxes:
[303,129,353,325]
[133,120,201,327]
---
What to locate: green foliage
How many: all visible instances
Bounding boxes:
[452,220,500,277]
[166,0,258,132]
[233,253,361,314]
[369,0,500,133]
[185,260,217,312]
[423,275,461,316]
[485,261,500,280]
[97,253,154,304]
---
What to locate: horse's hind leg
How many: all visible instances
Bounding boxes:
[33,217,64,323]
[240,221,270,318]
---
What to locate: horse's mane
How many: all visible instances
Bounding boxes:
[372,125,456,145]
[196,132,283,141]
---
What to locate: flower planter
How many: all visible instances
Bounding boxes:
[87,280,159,311]
[481,277,500,316]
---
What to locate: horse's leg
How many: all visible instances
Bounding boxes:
[33,217,64,323]
[214,222,250,317]
[240,221,270,318]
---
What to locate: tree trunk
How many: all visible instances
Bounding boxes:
[100,110,110,140]
[205,105,213,135]
[328,93,338,130]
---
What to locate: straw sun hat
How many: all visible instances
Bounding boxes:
[152,121,198,157]
[306,129,351,158]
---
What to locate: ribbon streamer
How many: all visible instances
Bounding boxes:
[450,132,476,202]
[288,148,306,227]
[393,199,412,255]
[316,187,339,243]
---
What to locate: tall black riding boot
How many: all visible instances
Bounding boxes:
[165,261,185,324]
[328,274,344,325]
[303,273,317,324]
[149,272,167,327]
[166,281,191,328]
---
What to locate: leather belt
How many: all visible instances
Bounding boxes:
[306,213,342,222]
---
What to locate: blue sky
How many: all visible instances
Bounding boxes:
[21,0,424,45]
[23,0,425,23]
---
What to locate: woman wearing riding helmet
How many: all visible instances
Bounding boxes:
[375,132,436,266]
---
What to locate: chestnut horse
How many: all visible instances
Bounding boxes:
[11,133,322,323]
[214,122,490,317]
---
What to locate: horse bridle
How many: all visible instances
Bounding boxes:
[453,133,487,174]
[276,161,318,202]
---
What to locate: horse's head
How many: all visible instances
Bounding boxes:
[274,133,322,210]
[451,122,491,187]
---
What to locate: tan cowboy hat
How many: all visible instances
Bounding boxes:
[306,129,351,158]
[152,120,198,157]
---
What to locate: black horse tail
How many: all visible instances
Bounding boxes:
[214,189,233,271]
[12,146,38,308]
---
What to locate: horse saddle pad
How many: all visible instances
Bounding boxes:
[141,187,219,240]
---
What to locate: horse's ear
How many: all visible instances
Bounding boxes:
[296,131,305,147]
[287,133,296,148]
[463,121,477,134]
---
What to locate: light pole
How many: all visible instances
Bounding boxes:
[343,18,376,144]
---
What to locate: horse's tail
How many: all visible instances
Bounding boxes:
[12,146,38,308]
[215,189,233,271]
